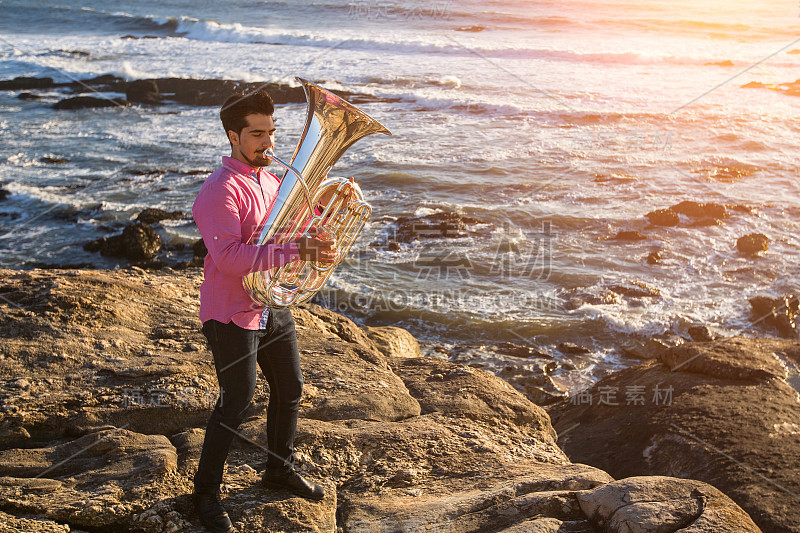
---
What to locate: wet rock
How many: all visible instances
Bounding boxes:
[688,217,722,227]
[1,75,394,109]
[646,208,679,226]
[39,156,69,164]
[392,211,486,243]
[737,233,769,256]
[0,76,55,90]
[783,79,800,97]
[613,230,645,241]
[608,281,661,298]
[558,342,591,355]
[672,202,726,219]
[123,77,381,107]
[142,78,304,106]
[577,476,761,533]
[646,251,661,264]
[116,222,162,261]
[688,325,714,342]
[749,294,799,338]
[52,96,130,110]
[728,203,756,215]
[124,168,164,176]
[80,74,123,90]
[560,288,621,310]
[126,79,161,105]
[17,92,43,100]
[700,165,758,183]
[192,238,208,259]
[135,208,186,224]
[742,81,771,89]
[84,221,163,261]
[52,49,91,58]
[646,201,730,229]
[0,187,9,201]
[551,336,800,533]
[493,342,551,359]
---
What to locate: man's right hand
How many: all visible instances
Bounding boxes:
[296,234,338,264]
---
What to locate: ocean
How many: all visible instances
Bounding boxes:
[1,0,799,392]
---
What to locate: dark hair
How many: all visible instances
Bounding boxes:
[219,90,275,142]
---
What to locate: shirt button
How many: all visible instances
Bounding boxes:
[213,236,218,240]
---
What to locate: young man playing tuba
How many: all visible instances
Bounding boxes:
[191,90,335,533]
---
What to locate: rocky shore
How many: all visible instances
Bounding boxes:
[0,75,398,110]
[0,267,793,532]
[549,337,800,533]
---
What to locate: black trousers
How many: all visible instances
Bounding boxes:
[193,309,303,494]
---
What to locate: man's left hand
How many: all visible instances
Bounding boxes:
[317,177,356,209]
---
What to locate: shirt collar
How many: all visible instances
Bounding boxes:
[222,156,260,180]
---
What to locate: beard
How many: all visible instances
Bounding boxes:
[245,149,273,168]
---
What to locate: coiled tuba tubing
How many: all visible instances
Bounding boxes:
[241,77,391,308]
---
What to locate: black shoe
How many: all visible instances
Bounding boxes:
[262,468,326,501]
[192,491,235,533]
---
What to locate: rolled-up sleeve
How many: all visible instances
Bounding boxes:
[193,180,300,277]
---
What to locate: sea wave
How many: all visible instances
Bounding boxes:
[604,17,778,39]
[41,8,795,69]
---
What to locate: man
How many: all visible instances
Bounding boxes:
[191,90,335,533]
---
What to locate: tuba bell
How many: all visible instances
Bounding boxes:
[242,77,391,308]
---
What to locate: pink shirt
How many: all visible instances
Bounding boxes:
[192,156,301,330]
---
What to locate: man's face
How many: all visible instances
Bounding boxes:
[228,113,275,168]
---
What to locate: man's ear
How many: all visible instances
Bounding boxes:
[227,130,240,147]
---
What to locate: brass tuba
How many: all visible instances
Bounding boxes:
[242,77,391,308]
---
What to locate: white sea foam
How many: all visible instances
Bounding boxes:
[114,61,152,81]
